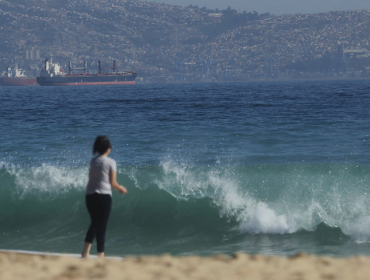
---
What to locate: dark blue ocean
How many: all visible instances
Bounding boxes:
[1,80,370,257]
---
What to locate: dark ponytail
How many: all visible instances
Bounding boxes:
[93,135,112,155]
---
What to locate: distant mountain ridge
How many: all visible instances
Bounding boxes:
[1,0,370,81]
[0,0,259,54]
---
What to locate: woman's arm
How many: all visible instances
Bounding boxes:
[109,171,128,194]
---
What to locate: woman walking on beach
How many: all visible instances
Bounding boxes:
[82,135,128,258]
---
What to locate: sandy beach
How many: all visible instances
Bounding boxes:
[1,251,370,280]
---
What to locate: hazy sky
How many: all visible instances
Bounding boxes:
[150,0,370,15]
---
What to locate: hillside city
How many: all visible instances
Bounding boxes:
[1,0,370,82]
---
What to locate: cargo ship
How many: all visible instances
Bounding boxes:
[0,66,38,86]
[37,58,137,86]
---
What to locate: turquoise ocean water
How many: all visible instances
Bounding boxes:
[1,80,370,257]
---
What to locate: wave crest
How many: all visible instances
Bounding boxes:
[2,159,370,240]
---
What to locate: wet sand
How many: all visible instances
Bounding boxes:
[1,251,370,280]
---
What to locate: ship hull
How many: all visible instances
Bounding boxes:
[37,74,136,86]
[0,77,38,86]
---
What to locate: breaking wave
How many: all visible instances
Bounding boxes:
[1,158,370,254]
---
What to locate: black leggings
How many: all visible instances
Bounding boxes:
[85,193,112,253]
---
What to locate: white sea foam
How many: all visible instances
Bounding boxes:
[5,163,87,198]
[148,158,370,237]
[152,159,302,234]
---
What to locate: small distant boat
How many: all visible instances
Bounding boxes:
[37,57,137,86]
[0,66,38,86]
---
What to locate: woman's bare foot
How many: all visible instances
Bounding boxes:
[98,252,105,259]
[81,242,92,258]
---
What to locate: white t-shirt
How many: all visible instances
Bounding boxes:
[86,155,117,195]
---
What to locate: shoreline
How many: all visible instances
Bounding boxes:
[2,251,370,280]
[140,76,370,85]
